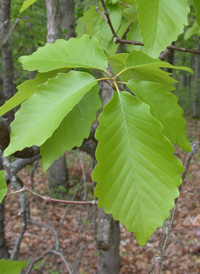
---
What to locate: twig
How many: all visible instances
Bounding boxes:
[58,164,90,235]
[147,139,200,274]
[95,0,107,21]
[0,152,29,260]
[96,0,119,40]
[72,204,90,272]
[7,186,98,205]
[78,151,87,201]
[119,1,131,7]
[30,161,52,226]
[96,0,200,55]
[25,249,72,274]
[28,219,60,251]
[159,49,171,61]
[2,18,20,46]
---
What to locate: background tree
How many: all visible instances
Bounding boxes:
[0,0,15,259]
[45,0,69,197]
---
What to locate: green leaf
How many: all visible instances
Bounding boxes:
[105,0,119,4]
[41,85,101,171]
[108,53,128,75]
[136,0,189,57]
[76,6,99,37]
[122,5,137,20]
[19,35,108,72]
[193,0,200,27]
[76,5,123,56]
[126,23,143,52]
[0,70,64,117]
[184,23,200,40]
[0,171,7,203]
[92,5,122,55]
[4,71,97,157]
[0,259,26,274]
[127,80,191,151]
[109,50,192,90]
[93,91,184,246]
[124,50,192,90]
[19,0,38,14]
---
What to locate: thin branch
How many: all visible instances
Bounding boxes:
[58,164,90,235]
[30,161,52,226]
[116,37,200,55]
[25,249,72,274]
[119,1,131,7]
[0,152,29,260]
[2,18,20,46]
[96,0,119,40]
[96,0,200,55]
[148,138,200,274]
[78,152,87,201]
[7,186,98,205]
[28,219,60,251]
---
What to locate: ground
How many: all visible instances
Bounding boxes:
[4,118,200,274]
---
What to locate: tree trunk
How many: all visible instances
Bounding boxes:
[62,0,76,40]
[45,0,62,43]
[0,156,9,259]
[0,0,16,259]
[48,155,69,197]
[193,36,200,118]
[0,201,9,259]
[97,209,120,274]
[45,0,69,196]
[1,0,15,123]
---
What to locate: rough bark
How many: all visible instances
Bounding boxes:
[0,157,9,259]
[0,0,15,258]
[45,0,62,43]
[97,209,120,274]
[62,0,76,40]
[1,0,15,123]
[45,0,69,196]
[193,36,200,118]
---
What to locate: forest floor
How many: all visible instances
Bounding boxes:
[4,117,200,274]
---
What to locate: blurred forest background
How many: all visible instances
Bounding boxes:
[0,0,200,273]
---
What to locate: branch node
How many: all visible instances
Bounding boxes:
[114,36,120,44]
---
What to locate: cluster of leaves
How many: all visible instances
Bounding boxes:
[0,34,192,246]
[1,0,200,249]
[77,0,190,57]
